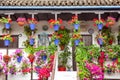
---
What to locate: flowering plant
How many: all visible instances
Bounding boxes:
[106,17,115,27]
[38,66,50,80]
[69,15,80,25]
[105,63,117,74]
[9,64,17,75]
[0,34,13,42]
[51,32,60,41]
[14,49,23,57]
[72,30,82,41]
[17,17,26,22]
[93,18,104,26]
[21,59,30,74]
[49,18,62,28]
[27,18,37,24]
[0,17,12,23]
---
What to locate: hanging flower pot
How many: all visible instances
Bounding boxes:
[3,55,11,63]
[74,39,80,46]
[54,39,59,46]
[41,55,47,61]
[29,38,35,46]
[17,56,23,63]
[17,21,25,26]
[28,54,35,63]
[4,40,10,46]
[29,23,36,30]
[97,38,103,46]
[59,45,65,50]
[58,66,66,71]
[97,23,103,31]
[5,23,11,29]
[53,24,59,31]
[73,24,80,31]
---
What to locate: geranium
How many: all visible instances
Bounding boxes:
[93,18,104,26]
[69,15,80,25]
[106,17,115,27]
[38,66,50,80]
[17,17,26,22]
[0,17,12,23]
[0,34,13,42]
[72,31,82,40]
[27,18,37,24]
[49,18,62,28]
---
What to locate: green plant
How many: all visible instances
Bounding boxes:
[69,15,80,25]
[0,34,13,42]
[2,27,12,33]
[24,26,37,37]
[47,43,57,55]
[0,17,12,23]
[58,47,71,67]
[57,28,70,46]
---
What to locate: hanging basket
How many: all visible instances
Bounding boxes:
[4,40,10,47]
[73,24,80,31]
[54,39,59,46]
[17,22,25,26]
[58,66,66,71]
[29,23,36,30]
[28,54,35,63]
[97,23,103,31]
[29,38,35,46]
[53,24,59,31]
[74,39,80,46]
[17,56,23,63]
[41,55,47,61]
[5,23,11,29]
[3,55,11,63]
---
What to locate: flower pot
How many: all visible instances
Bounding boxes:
[73,24,80,31]
[58,66,66,71]
[108,22,114,26]
[29,38,35,46]
[18,21,25,26]
[4,40,10,46]
[5,23,11,29]
[41,55,47,61]
[54,39,59,46]
[59,45,65,50]
[97,23,103,31]
[29,23,36,30]
[28,54,35,63]
[53,24,59,31]
[74,39,80,46]
[17,56,22,63]
[3,55,11,63]
[97,38,103,46]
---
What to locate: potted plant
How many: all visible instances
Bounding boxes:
[0,34,13,46]
[72,30,82,46]
[93,18,104,31]
[9,64,17,75]
[3,55,11,63]
[51,32,60,46]
[17,17,26,26]
[57,27,70,50]
[49,18,62,32]
[36,50,47,61]
[96,34,106,47]
[14,49,23,63]
[24,26,37,37]
[27,18,37,30]
[29,36,35,46]
[21,59,30,75]
[106,16,116,27]
[58,47,71,71]
[0,17,12,29]
[69,15,80,31]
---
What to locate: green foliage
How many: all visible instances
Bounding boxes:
[58,47,71,67]
[24,26,37,37]
[2,27,12,33]
[57,28,70,46]
[47,43,57,55]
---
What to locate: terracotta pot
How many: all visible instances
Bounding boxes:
[28,54,35,63]
[59,45,65,50]
[18,22,25,26]
[108,22,114,26]
[58,66,66,71]
[3,55,11,63]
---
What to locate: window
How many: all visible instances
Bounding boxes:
[0,35,19,48]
